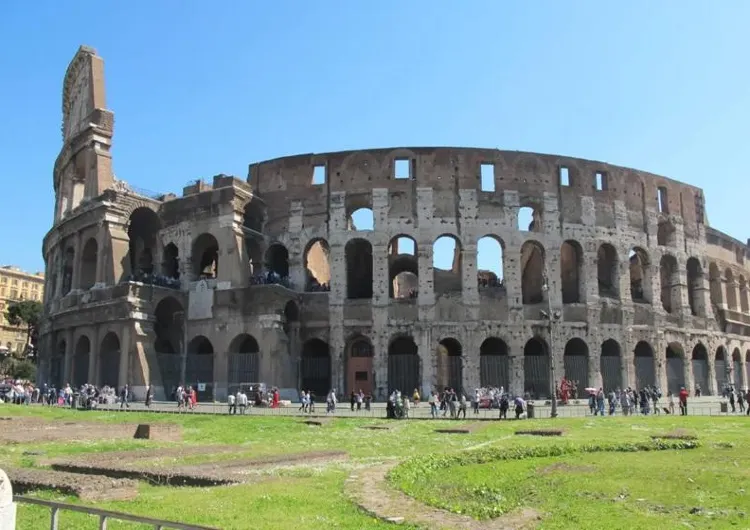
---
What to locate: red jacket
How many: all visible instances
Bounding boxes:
[679,389,688,402]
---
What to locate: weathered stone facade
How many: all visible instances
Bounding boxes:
[38,46,750,402]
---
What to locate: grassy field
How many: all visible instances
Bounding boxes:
[1,406,748,529]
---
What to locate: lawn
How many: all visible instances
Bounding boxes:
[1,406,748,529]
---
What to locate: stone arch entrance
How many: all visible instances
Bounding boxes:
[691,344,709,395]
[346,336,373,395]
[228,334,260,395]
[563,338,588,396]
[715,346,728,393]
[633,341,655,389]
[665,343,685,395]
[600,339,622,393]
[73,336,90,387]
[436,338,463,393]
[523,337,550,399]
[99,332,121,388]
[186,335,215,401]
[300,339,331,399]
[388,336,420,395]
[479,338,509,389]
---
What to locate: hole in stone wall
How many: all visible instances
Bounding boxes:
[312,165,326,185]
[559,167,570,186]
[595,171,607,191]
[657,186,668,213]
[389,236,417,299]
[345,239,373,299]
[433,235,462,295]
[394,159,411,180]
[304,239,331,292]
[480,164,495,192]
[477,236,504,290]
[348,208,374,231]
[629,248,650,303]
[518,206,541,232]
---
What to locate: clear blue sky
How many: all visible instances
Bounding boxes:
[2,2,749,277]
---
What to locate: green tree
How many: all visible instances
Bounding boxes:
[5,300,43,358]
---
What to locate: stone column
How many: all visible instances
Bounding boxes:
[509,354,524,397]
[88,325,100,385]
[71,232,82,291]
[461,245,479,306]
[95,222,107,285]
[707,356,717,396]
[118,324,131,389]
[0,468,17,530]
[588,349,602,389]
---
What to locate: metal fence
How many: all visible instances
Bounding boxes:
[227,352,259,395]
[634,356,656,388]
[600,355,622,392]
[156,354,215,401]
[523,354,550,398]
[387,353,420,394]
[300,355,331,397]
[479,354,509,390]
[692,359,709,393]
[563,354,588,395]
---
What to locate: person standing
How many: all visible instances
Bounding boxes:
[678,386,689,416]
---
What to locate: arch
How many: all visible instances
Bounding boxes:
[477,235,504,291]
[265,243,290,279]
[73,335,90,387]
[284,300,299,322]
[657,219,676,247]
[185,335,214,400]
[523,337,550,398]
[433,235,462,295]
[192,233,219,280]
[715,346,728,393]
[597,243,619,298]
[708,262,723,307]
[725,269,738,311]
[691,343,709,395]
[304,238,331,292]
[161,243,180,279]
[732,347,743,390]
[560,240,583,303]
[62,247,75,295]
[600,339,622,392]
[388,336,420,395]
[79,238,98,290]
[563,338,588,396]
[659,254,679,313]
[518,204,542,232]
[128,207,161,276]
[686,257,704,316]
[346,336,374,395]
[665,342,685,394]
[153,296,183,354]
[50,340,65,388]
[388,235,418,299]
[740,275,749,314]
[629,248,650,303]
[99,332,121,388]
[348,207,374,231]
[436,337,463,393]
[521,240,545,304]
[188,335,214,355]
[228,333,260,394]
[479,337,509,389]
[301,338,331,398]
[633,341,655,389]
[345,239,373,299]
[243,199,264,233]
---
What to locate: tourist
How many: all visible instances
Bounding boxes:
[412,388,420,406]
[729,389,736,413]
[739,390,746,413]
[668,392,676,415]
[473,389,480,415]
[238,390,248,414]
[356,389,363,411]
[120,384,130,409]
[499,393,509,419]
[457,394,467,419]
[595,388,605,416]
[350,390,356,411]
[145,385,153,408]
[326,389,337,414]
[299,390,308,413]
[428,391,438,418]
[513,396,526,419]
[679,386,689,416]
[228,392,236,415]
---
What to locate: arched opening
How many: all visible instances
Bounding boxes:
[50,341,65,388]
[73,336,90,387]
[657,219,676,247]
[436,338,463,392]
[686,257,704,316]
[154,297,184,394]
[477,236,504,292]
[80,238,98,290]
[192,233,219,280]
[283,300,299,335]
[691,343,709,395]
[127,207,161,277]
[228,334,260,395]
[243,199,264,233]
[732,348,743,390]
[345,239,373,299]
[739,276,749,314]
[186,335,215,401]
[304,239,331,292]
[725,269,737,311]
[300,338,331,398]
[715,347,727,393]
[388,236,418,299]
[708,262,723,307]
[601,339,622,392]
[346,336,373,395]
[99,332,121,388]
[665,343,685,395]
[387,336,420,395]
[629,248,650,303]
[660,254,679,313]
[633,341,655,389]
[245,238,263,277]
[433,235,462,295]
[265,244,290,280]
[161,243,180,280]
[348,207,374,231]
[479,338,509,389]
[560,240,583,303]
[62,247,74,295]
[597,243,619,298]
[523,337,550,398]
[521,241,545,304]
[518,205,542,232]
[563,338,588,396]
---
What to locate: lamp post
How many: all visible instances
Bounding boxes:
[174,311,188,386]
[542,274,558,419]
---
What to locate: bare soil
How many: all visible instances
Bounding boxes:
[0,417,182,444]
[515,429,564,437]
[346,462,541,530]
[42,444,239,468]
[434,422,488,435]
[651,429,698,441]
[538,462,597,475]
[6,466,138,501]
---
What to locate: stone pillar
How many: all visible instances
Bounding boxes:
[71,232,82,291]
[88,326,99,385]
[588,349,602,389]
[684,355,694,396]
[509,354,524,397]
[0,468,17,530]
[63,328,74,385]
[417,328,434,396]
[503,246,522,307]
[118,324,131,389]
[707,356,717,396]
[461,244,479,306]
[95,222,107,285]
[655,343,668,393]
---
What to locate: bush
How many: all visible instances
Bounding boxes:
[1,358,36,381]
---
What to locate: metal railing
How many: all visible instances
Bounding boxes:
[14,495,218,530]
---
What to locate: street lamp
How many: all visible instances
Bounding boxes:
[542,274,559,419]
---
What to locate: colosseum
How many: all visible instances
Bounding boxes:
[37,45,750,402]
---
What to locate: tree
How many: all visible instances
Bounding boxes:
[5,300,43,358]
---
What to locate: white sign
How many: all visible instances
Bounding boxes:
[197,383,206,392]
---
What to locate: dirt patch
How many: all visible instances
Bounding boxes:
[515,429,564,437]
[43,445,239,468]
[0,417,182,444]
[301,420,325,426]
[346,463,540,529]
[538,462,596,475]
[434,422,487,435]
[651,429,697,441]
[6,467,138,501]
[360,425,392,431]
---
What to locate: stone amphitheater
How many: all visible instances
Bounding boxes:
[37,45,750,402]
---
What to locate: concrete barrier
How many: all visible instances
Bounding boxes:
[0,468,16,530]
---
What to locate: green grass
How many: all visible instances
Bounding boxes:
[2,406,749,529]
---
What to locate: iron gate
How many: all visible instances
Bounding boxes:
[733,360,743,389]
[300,355,331,398]
[524,355,550,398]
[442,355,463,393]
[692,359,709,393]
[388,354,420,394]
[634,356,655,389]
[479,354,509,389]
[157,354,181,399]
[715,360,726,392]
[156,354,215,401]
[666,357,684,394]
[73,353,89,388]
[600,355,622,392]
[563,354,588,395]
[49,356,63,388]
[228,352,259,395]
[99,352,120,388]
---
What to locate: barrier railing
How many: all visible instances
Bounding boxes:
[13,495,218,530]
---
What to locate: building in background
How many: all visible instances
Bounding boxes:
[0,266,45,355]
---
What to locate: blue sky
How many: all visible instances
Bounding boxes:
[1,2,749,277]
